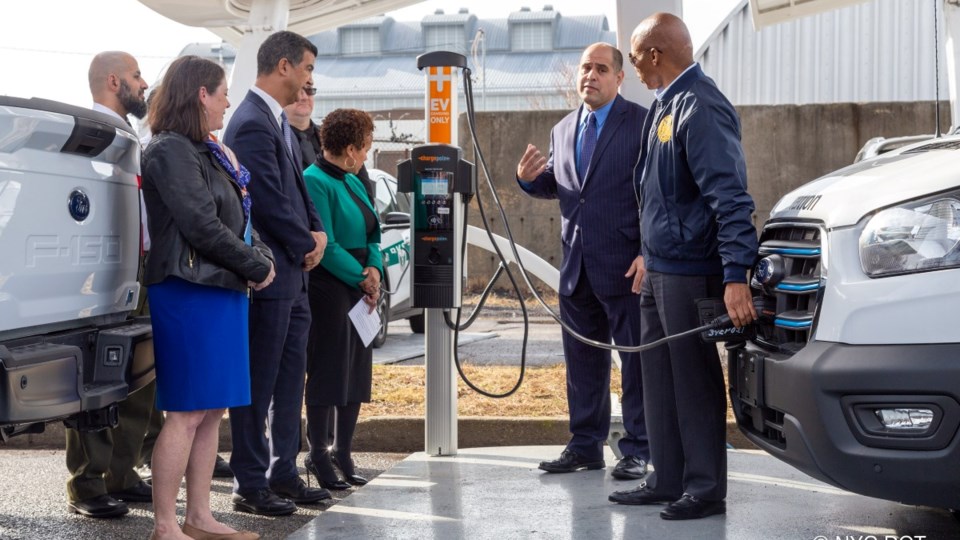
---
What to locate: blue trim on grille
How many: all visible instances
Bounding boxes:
[775,282,820,292]
[762,247,821,256]
[775,318,813,328]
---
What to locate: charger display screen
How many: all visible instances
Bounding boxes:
[421,176,449,196]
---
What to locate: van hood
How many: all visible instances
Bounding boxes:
[769,141,960,228]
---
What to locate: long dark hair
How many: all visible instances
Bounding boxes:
[149,56,224,142]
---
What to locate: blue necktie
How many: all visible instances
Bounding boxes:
[280,111,296,160]
[578,111,597,180]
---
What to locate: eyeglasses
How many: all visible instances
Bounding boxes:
[628,47,661,68]
[304,86,317,96]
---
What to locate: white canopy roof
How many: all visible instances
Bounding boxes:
[138,0,424,44]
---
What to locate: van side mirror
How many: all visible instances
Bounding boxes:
[383,212,410,228]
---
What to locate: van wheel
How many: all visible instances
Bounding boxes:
[372,293,389,349]
[408,312,425,334]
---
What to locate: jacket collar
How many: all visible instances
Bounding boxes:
[243,90,304,178]
[316,154,347,180]
[657,63,704,103]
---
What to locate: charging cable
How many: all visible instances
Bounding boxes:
[434,66,744,398]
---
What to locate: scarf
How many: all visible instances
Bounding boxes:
[204,138,252,218]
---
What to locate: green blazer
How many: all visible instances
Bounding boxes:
[304,161,382,288]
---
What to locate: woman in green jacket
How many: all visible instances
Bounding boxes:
[302,108,381,489]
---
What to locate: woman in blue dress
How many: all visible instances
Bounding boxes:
[141,56,274,540]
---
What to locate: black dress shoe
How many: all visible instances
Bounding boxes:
[538,449,604,474]
[67,494,129,518]
[232,489,297,516]
[660,493,726,520]
[608,485,678,505]
[108,480,153,503]
[331,453,368,486]
[611,455,648,480]
[213,455,234,478]
[269,476,332,504]
[305,455,352,491]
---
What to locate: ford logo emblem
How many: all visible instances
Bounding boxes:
[68,189,90,222]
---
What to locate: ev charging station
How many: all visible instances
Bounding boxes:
[397,51,475,457]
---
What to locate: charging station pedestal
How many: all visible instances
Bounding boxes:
[397,51,474,457]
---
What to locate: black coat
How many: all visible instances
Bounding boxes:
[141,131,273,292]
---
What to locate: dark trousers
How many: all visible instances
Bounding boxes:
[558,267,647,461]
[229,293,310,493]
[65,379,162,502]
[640,271,727,500]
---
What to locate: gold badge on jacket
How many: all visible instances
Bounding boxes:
[657,114,674,143]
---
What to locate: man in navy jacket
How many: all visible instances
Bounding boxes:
[516,42,650,480]
[608,13,758,520]
[224,31,329,515]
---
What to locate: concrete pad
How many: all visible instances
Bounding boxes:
[373,331,497,364]
[290,446,958,540]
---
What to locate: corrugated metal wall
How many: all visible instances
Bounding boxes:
[697,0,948,105]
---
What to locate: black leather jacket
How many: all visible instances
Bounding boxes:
[141,132,273,292]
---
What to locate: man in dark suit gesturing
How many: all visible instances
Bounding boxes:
[224,31,329,516]
[516,42,649,480]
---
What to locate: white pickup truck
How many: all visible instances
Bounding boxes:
[0,97,153,440]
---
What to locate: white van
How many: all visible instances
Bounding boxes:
[732,135,960,508]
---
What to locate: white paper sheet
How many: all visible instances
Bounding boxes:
[348,298,382,347]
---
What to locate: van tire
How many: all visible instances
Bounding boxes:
[408,312,425,334]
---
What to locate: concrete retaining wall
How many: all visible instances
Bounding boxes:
[457,102,950,290]
[2,416,755,453]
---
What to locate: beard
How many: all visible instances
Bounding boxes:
[118,80,147,119]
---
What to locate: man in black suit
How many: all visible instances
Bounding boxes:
[224,31,330,516]
[516,42,650,481]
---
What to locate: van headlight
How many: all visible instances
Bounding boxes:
[859,197,960,277]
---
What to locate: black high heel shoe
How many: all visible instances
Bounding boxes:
[304,454,352,491]
[331,453,368,486]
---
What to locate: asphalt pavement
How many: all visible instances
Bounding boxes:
[0,450,405,540]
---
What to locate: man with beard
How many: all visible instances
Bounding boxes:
[64,51,163,519]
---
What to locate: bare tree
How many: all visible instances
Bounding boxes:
[526,59,580,110]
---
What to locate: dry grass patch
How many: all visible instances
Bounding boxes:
[364,360,736,423]
[364,364,622,418]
